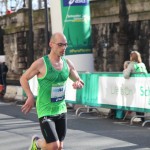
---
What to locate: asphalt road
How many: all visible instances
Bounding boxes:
[0,101,150,150]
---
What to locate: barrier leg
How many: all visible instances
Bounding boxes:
[75,106,101,117]
[78,108,101,117]
[130,115,145,125]
[142,120,150,127]
[75,106,87,116]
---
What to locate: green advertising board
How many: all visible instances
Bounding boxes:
[61,0,92,55]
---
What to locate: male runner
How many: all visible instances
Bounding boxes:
[20,32,84,150]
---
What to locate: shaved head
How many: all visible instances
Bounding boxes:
[50,32,66,43]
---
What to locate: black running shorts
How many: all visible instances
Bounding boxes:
[39,113,67,143]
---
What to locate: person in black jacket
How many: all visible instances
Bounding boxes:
[1,62,8,94]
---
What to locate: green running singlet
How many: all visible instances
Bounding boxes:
[36,55,70,118]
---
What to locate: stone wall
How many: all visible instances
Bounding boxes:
[90,0,150,72]
[0,8,50,84]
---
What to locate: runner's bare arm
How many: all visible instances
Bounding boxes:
[20,58,43,114]
[66,59,84,89]
[20,60,41,97]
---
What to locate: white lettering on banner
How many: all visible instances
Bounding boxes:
[75,0,86,3]
[98,76,150,109]
[65,14,90,23]
[69,0,86,5]
[140,86,150,96]
[67,15,81,18]
[111,85,133,95]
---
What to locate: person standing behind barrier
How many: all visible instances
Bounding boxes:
[20,32,84,150]
[1,62,8,94]
[123,51,148,122]
[123,51,147,78]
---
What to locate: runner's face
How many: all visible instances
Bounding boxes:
[51,36,68,56]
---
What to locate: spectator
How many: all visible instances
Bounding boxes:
[123,51,147,79]
[1,62,8,94]
[123,51,148,122]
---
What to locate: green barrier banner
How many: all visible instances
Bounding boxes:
[98,75,150,111]
[61,0,92,55]
[65,73,150,112]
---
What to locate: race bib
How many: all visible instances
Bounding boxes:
[51,85,66,102]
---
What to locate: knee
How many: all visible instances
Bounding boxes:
[46,142,60,150]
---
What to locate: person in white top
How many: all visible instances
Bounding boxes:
[123,51,148,122]
[123,51,147,79]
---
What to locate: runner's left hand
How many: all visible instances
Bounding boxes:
[72,80,84,89]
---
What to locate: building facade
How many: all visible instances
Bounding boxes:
[0,0,150,84]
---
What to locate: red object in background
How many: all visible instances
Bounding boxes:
[6,9,12,14]
[0,84,4,92]
[0,84,4,97]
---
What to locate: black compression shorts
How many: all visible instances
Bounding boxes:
[39,113,67,143]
